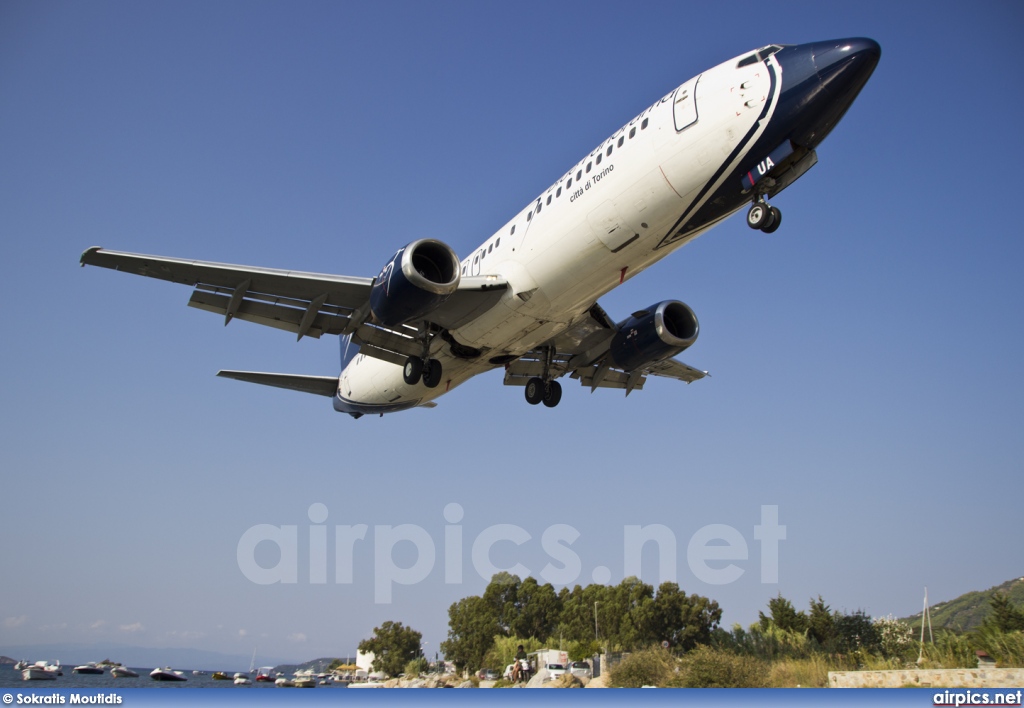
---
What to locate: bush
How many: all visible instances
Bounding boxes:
[766,656,830,687]
[673,646,768,688]
[403,657,429,677]
[607,646,675,688]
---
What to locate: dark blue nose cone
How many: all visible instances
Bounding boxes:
[775,37,881,148]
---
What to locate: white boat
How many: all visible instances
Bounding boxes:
[22,665,57,681]
[192,670,205,676]
[150,667,187,681]
[233,675,252,685]
[14,660,27,671]
[110,666,139,678]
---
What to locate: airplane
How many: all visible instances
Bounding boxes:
[81,38,881,419]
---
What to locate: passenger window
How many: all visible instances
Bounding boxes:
[629,127,636,139]
[510,225,516,235]
[567,178,572,188]
[496,237,500,247]
[641,118,649,129]
[546,195,552,205]
[576,170,582,180]
[556,187,562,197]
[617,136,624,147]
[607,145,613,156]
[488,243,493,253]
[586,162,591,173]
[596,154,602,165]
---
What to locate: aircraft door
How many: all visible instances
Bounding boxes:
[673,75,701,132]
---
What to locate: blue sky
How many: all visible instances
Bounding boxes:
[1,0,1022,664]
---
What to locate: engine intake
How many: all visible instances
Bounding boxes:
[609,300,699,371]
[369,239,461,326]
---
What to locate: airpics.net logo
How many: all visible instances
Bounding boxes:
[236,504,786,603]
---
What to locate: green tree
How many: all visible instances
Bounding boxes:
[807,596,837,648]
[650,582,723,651]
[759,594,808,634]
[512,577,561,640]
[481,572,522,636]
[834,610,880,654]
[357,621,422,677]
[440,595,499,671]
[986,592,1024,633]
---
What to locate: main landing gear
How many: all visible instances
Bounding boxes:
[746,199,782,234]
[403,355,443,388]
[525,377,562,408]
[523,345,562,407]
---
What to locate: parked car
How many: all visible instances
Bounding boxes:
[569,661,592,679]
[545,663,566,680]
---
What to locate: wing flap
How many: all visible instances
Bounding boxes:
[217,370,339,397]
[187,290,350,338]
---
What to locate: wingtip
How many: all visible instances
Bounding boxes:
[80,246,103,267]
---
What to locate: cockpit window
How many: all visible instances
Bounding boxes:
[737,45,786,68]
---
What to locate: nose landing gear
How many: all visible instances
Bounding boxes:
[746,199,782,234]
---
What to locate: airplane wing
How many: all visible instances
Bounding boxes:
[80,247,507,363]
[502,302,707,395]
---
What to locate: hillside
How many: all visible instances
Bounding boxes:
[903,577,1024,632]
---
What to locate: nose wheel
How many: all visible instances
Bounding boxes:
[746,200,782,233]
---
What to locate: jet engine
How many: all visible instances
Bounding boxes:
[369,239,462,326]
[609,300,699,371]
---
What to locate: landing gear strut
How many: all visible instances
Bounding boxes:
[523,346,562,407]
[746,199,782,234]
[403,325,443,388]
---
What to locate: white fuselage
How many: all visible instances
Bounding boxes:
[339,49,782,409]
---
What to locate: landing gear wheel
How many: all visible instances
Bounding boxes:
[542,380,562,408]
[403,356,423,385]
[761,206,782,233]
[422,359,443,388]
[525,377,545,405]
[746,202,771,230]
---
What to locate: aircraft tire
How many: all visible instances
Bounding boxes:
[761,206,782,233]
[403,356,424,385]
[747,202,770,229]
[422,359,443,388]
[525,377,545,405]
[542,380,562,408]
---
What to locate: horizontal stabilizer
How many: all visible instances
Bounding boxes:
[217,370,338,397]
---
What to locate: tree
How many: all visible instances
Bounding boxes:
[986,592,1024,633]
[357,621,422,677]
[834,610,880,654]
[440,595,499,671]
[511,577,561,640]
[481,572,522,636]
[807,595,837,648]
[758,594,808,634]
[650,582,723,651]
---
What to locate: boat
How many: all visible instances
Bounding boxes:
[211,671,230,680]
[150,667,187,681]
[255,666,276,682]
[233,675,252,685]
[22,662,58,681]
[192,670,205,676]
[14,660,27,671]
[274,677,295,687]
[73,663,105,674]
[110,666,139,678]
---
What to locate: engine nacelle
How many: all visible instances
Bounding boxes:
[609,300,699,371]
[369,239,462,326]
